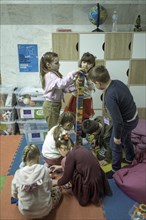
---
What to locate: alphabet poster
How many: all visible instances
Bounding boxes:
[18,44,38,72]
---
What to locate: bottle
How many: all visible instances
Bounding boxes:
[112,11,118,32]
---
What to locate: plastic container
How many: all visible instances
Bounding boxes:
[14,87,44,107]
[0,121,16,135]
[0,85,14,107]
[17,119,48,134]
[129,203,146,220]
[25,130,48,144]
[16,106,44,119]
[0,107,15,122]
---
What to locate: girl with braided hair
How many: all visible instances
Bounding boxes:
[42,111,76,167]
[11,144,62,219]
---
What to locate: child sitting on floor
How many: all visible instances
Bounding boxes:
[42,111,76,167]
[82,116,112,166]
[11,144,62,219]
[50,135,112,206]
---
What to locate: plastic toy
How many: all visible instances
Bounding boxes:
[129,203,146,220]
[75,71,85,144]
[49,171,55,179]
[11,197,18,205]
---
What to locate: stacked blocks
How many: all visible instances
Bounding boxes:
[75,71,85,144]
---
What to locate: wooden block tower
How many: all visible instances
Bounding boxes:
[75,71,85,144]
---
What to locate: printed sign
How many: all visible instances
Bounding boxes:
[18,44,38,72]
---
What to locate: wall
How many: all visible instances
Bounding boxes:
[1,1,146,86]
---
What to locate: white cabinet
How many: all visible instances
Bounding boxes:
[79,33,105,59]
[105,60,129,84]
[129,86,146,108]
[60,61,78,77]
[132,33,146,59]
[92,89,103,110]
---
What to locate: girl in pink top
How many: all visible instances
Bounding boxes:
[40,52,81,130]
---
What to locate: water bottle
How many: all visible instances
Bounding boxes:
[112,11,118,32]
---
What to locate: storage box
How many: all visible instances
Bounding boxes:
[0,121,16,135]
[25,130,48,144]
[17,119,48,134]
[0,107,15,122]
[16,106,44,119]
[14,87,44,107]
[0,85,14,107]
[129,203,146,220]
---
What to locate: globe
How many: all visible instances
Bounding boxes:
[88,5,108,26]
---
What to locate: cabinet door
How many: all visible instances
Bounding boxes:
[105,60,129,84]
[52,33,79,60]
[129,86,146,108]
[105,33,132,60]
[132,33,146,59]
[92,89,103,110]
[60,61,78,77]
[137,108,146,119]
[79,33,105,59]
[129,60,146,85]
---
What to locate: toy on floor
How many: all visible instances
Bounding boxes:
[75,71,85,144]
[49,171,55,179]
[11,197,18,205]
[129,203,146,220]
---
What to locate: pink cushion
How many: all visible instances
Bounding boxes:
[113,163,146,204]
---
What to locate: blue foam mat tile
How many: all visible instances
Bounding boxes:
[8,135,44,175]
[8,133,90,176]
[103,179,136,220]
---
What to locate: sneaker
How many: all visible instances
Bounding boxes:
[106,170,115,179]
[122,158,132,164]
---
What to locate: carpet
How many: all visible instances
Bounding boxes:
[103,179,135,220]
[8,135,44,175]
[0,134,136,220]
[0,135,22,175]
[0,135,106,220]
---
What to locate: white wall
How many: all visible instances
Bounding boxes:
[1,25,96,87]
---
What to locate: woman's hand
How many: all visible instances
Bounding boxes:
[50,165,62,172]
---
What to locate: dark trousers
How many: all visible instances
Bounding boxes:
[110,116,139,171]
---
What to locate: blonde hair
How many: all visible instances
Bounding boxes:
[22,144,40,164]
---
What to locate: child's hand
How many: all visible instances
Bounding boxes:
[50,165,62,172]
[52,179,58,186]
[99,160,108,166]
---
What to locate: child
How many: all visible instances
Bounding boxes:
[11,144,62,219]
[40,51,82,130]
[42,111,76,167]
[64,52,96,140]
[50,135,112,206]
[82,116,112,166]
[89,65,138,178]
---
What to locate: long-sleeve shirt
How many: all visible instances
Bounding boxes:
[42,125,69,159]
[43,70,77,102]
[11,164,53,219]
[104,80,137,139]
[72,77,95,99]
[58,146,112,206]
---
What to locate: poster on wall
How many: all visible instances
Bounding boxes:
[18,44,38,72]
